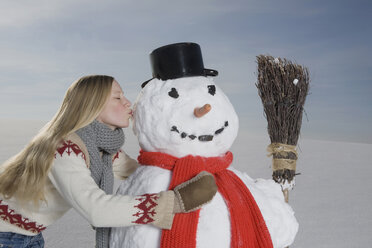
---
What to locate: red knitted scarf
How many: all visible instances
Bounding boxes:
[138,150,273,248]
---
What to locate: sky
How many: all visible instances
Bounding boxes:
[0,0,371,144]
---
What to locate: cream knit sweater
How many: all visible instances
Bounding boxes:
[0,137,175,236]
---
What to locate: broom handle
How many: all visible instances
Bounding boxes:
[283,188,290,248]
[283,188,289,203]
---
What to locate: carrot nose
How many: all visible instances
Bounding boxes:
[194,104,211,118]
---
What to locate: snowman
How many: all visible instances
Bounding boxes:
[110,43,298,248]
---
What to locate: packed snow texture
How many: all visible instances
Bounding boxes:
[0,120,371,247]
[111,76,298,247]
[110,166,298,248]
[132,77,239,157]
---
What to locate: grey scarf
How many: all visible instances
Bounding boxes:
[76,120,124,248]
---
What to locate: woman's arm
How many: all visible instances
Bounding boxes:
[112,150,139,180]
[49,152,174,229]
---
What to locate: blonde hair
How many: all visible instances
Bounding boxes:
[0,75,114,206]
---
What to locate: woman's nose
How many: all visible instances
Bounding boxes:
[120,94,131,106]
[194,104,211,118]
[124,99,131,107]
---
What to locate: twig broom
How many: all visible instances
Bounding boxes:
[256,55,309,203]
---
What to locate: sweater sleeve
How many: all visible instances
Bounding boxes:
[112,150,139,180]
[49,148,174,229]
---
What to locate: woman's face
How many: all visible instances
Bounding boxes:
[97,80,132,130]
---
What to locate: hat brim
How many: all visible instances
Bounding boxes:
[141,78,154,88]
[204,68,218,77]
[141,68,218,88]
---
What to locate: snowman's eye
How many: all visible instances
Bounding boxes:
[208,85,216,96]
[168,88,179,98]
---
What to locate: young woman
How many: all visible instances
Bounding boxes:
[0,75,217,248]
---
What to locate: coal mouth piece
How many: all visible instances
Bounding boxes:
[170,121,228,142]
[198,135,213,142]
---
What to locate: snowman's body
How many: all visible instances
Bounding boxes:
[110,77,298,248]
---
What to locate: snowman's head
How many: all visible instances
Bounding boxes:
[133,76,239,158]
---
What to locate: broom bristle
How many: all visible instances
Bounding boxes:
[256,55,309,185]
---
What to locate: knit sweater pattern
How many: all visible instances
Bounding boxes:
[0,138,175,236]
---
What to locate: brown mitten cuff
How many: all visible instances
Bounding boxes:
[173,171,217,213]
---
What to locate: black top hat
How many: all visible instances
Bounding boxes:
[142,42,218,87]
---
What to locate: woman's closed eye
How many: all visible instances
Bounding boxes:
[114,94,122,100]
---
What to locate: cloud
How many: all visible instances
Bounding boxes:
[0,0,75,28]
[0,0,232,29]
[0,0,371,143]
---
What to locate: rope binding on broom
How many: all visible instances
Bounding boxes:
[267,143,297,171]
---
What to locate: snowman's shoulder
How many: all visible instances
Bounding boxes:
[132,165,172,182]
[227,167,298,247]
[228,167,254,184]
[116,165,172,196]
[227,167,284,200]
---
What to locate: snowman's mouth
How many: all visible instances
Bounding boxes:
[171,121,229,142]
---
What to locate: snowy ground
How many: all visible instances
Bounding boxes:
[0,119,371,247]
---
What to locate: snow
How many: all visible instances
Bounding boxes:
[132,77,239,158]
[110,166,171,248]
[293,79,299,85]
[113,76,297,247]
[281,178,296,191]
[229,168,298,247]
[1,119,371,247]
[111,166,297,248]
